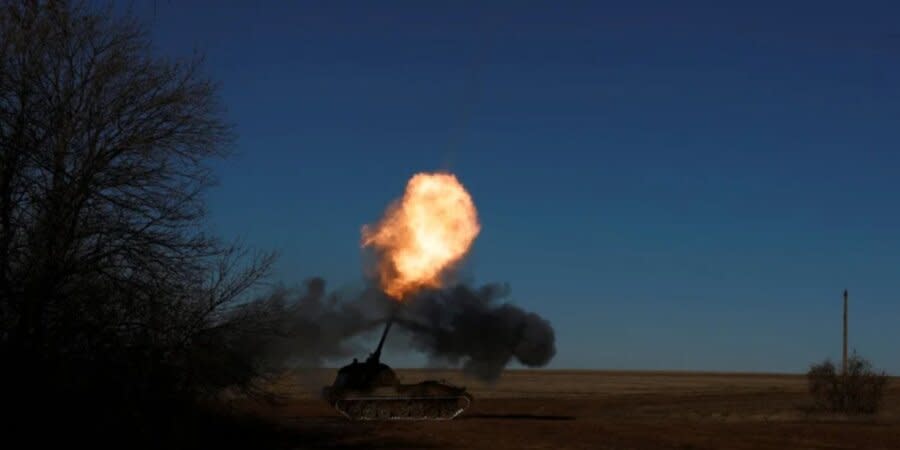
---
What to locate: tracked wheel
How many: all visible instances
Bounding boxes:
[333,395,472,421]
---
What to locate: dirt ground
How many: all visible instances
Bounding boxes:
[236,369,900,449]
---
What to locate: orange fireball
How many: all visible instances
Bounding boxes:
[362,172,480,300]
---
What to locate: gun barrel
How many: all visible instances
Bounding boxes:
[371,318,393,362]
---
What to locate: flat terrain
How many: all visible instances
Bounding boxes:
[236,369,900,449]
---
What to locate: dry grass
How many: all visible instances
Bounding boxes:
[238,369,900,449]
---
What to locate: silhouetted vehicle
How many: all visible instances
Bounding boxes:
[322,320,473,420]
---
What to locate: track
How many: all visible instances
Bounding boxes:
[334,395,472,421]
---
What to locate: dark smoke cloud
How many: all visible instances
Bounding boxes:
[396,284,556,380]
[236,278,556,381]
[238,278,387,367]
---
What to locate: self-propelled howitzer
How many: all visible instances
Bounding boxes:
[321,319,472,420]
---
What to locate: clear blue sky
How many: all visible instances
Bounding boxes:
[133,1,899,373]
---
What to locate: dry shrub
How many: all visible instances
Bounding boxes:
[807,353,888,414]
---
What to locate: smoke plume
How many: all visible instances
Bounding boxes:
[397,283,556,380]
[233,278,556,381]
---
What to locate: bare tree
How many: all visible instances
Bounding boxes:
[0,0,278,440]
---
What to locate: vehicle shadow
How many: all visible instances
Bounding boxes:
[462,413,575,421]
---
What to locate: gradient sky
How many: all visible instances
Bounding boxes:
[132,1,900,373]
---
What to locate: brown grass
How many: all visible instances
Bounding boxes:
[235,369,900,449]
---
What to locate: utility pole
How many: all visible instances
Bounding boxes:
[842,289,848,375]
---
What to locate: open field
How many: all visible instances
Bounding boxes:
[236,369,900,449]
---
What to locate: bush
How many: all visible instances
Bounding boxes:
[807,353,889,414]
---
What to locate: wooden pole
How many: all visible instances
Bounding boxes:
[842,289,848,375]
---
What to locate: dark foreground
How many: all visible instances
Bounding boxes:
[234,369,900,450]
